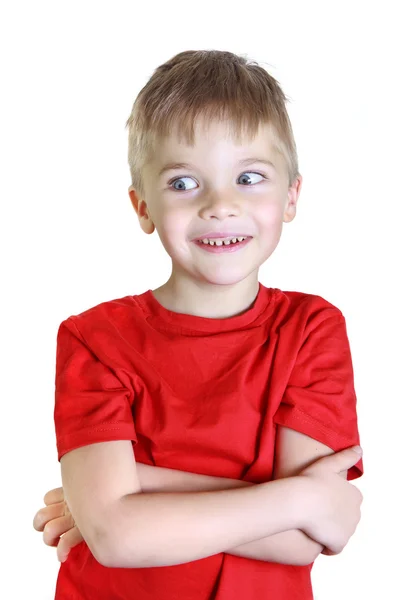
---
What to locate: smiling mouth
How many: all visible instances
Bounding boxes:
[196,236,251,246]
[194,236,252,253]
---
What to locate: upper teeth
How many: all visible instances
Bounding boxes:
[200,236,247,246]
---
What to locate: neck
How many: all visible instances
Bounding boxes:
[152,273,260,319]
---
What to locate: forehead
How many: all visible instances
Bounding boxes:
[156,118,278,156]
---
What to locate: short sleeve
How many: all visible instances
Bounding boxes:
[54,318,138,462]
[274,311,363,480]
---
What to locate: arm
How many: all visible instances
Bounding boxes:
[135,463,313,565]
[60,439,307,569]
[225,427,347,564]
[227,425,347,565]
[135,427,347,565]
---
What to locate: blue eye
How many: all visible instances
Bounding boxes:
[169,176,197,191]
[237,172,265,186]
[168,171,266,191]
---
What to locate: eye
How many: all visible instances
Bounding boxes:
[237,172,266,186]
[169,176,197,191]
[168,171,266,192]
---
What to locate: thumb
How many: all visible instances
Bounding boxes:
[317,446,363,473]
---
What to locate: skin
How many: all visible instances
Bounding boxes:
[129,117,302,319]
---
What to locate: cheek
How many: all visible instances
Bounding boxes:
[154,209,191,254]
[160,211,189,238]
[256,203,284,228]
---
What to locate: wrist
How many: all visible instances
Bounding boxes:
[291,475,319,531]
[264,476,314,532]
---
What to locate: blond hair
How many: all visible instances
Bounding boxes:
[125,50,299,198]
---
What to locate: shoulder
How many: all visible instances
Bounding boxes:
[65,293,139,322]
[281,288,343,314]
[275,288,345,325]
[54,293,150,368]
[57,292,146,337]
[265,287,348,349]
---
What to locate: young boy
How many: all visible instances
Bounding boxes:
[33,50,363,599]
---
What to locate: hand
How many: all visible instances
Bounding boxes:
[297,446,363,555]
[32,487,83,563]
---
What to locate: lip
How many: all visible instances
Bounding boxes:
[192,232,253,241]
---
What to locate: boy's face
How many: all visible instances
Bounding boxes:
[129,118,302,288]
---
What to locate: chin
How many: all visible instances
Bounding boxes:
[193,268,257,287]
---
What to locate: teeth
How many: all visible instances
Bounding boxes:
[200,236,247,246]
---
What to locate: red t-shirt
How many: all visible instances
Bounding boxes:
[54,282,363,600]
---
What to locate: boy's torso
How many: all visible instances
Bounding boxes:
[54,283,350,600]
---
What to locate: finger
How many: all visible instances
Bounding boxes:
[44,487,64,506]
[33,501,66,531]
[43,514,76,547]
[57,527,84,563]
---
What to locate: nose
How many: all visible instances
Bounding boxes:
[199,190,242,220]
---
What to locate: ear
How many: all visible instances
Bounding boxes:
[128,186,155,234]
[283,174,302,224]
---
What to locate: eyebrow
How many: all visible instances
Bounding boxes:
[158,157,276,177]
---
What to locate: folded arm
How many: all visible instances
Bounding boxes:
[226,426,349,563]
[227,426,339,564]
[59,428,345,568]
[136,426,343,565]
[60,440,305,568]
[135,462,317,565]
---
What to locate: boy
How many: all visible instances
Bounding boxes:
[33,50,363,599]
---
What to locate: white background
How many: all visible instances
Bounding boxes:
[1,1,399,598]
